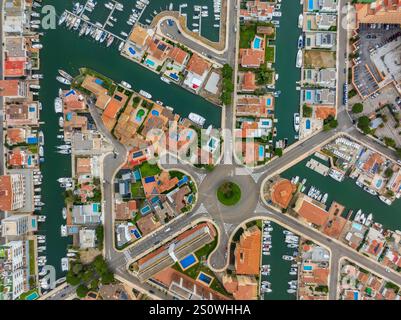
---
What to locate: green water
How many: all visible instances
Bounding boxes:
[261,221,297,300]
[138,0,220,42]
[282,155,401,231]
[38,0,222,278]
[272,0,302,144]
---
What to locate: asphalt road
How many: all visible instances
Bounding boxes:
[39,0,401,300]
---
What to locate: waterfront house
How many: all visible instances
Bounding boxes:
[101,91,129,131]
[234,226,261,275]
[6,128,27,145]
[144,37,173,70]
[302,88,335,105]
[166,46,190,72]
[79,228,96,249]
[239,48,265,68]
[5,100,39,126]
[223,275,258,300]
[303,68,336,88]
[269,178,296,209]
[71,203,102,225]
[235,140,264,165]
[1,214,37,237]
[294,194,329,229]
[240,0,274,21]
[235,119,273,139]
[183,54,211,92]
[4,37,26,77]
[0,174,26,212]
[236,94,274,118]
[81,75,111,110]
[3,0,25,35]
[238,71,258,92]
[304,13,337,31]
[126,25,154,60]
[306,0,338,13]
[0,80,23,97]
[304,32,336,50]
[361,227,386,260]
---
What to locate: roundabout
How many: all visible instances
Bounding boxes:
[216,181,241,206]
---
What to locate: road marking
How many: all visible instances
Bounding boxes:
[223,223,233,233]
[123,250,131,262]
[254,201,269,214]
[193,203,208,215]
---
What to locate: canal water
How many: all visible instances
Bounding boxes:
[272,0,302,145]
[38,0,222,278]
[282,155,401,231]
[261,221,297,300]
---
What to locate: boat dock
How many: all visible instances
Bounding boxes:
[305,159,329,176]
[314,151,329,162]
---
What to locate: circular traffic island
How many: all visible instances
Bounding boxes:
[216,181,242,206]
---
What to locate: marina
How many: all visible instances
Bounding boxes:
[282,155,401,231]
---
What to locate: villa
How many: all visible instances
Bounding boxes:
[183,54,211,92]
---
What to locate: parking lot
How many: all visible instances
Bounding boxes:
[352,23,401,98]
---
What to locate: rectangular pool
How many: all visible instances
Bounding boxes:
[145,59,155,67]
[253,37,262,49]
[179,253,197,270]
[303,265,313,271]
[197,272,213,286]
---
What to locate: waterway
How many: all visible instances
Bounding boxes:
[281,155,401,231]
[261,221,297,300]
[37,0,223,278]
[272,0,302,145]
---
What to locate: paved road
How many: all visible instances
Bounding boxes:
[57,0,401,300]
[0,0,6,228]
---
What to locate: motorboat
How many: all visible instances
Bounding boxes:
[99,31,108,43]
[297,35,304,49]
[283,230,293,235]
[32,74,43,79]
[38,131,44,146]
[120,81,132,89]
[287,289,296,294]
[54,97,63,113]
[38,215,46,222]
[189,113,206,126]
[61,258,69,272]
[121,31,128,37]
[57,145,71,150]
[160,76,171,84]
[379,195,392,205]
[58,149,71,155]
[363,186,377,196]
[106,35,114,47]
[34,187,41,192]
[354,209,362,222]
[282,255,295,261]
[58,116,64,128]
[39,146,44,157]
[118,42,125,51]
[139,90,152,99]
[296,49,303,68]
[58,70,73,81]
[32,43,43,49]
[62,207,67,219]
[356,180,364,188]
[60,225,68,237]
[67,252,76,258]
[57,177,72,183]
[298,13,303,28]
[365,213,373,226]
[56,76,71,85]
[57,135,64,139]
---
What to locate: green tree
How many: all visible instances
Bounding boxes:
[385,168,394,178]
[384,137,396,148]
[81,270,95,283]
[96,225,104,250]
[352,103,363,113]
[357,116,371,134]
[76,284,89,298]
[72,263,83,275]
[275,148,283,157]
[66,270,80,286]
[90,278,99,290]
[101,271,115,285]
[302,104,312,118]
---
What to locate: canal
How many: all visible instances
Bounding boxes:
[261,221,297,300]
[272,0,302,145]
[39,0,222,278]
[281,155,401,231]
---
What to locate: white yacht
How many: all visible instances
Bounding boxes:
[60,225,68,237]
[139,90,152,99]
[293,113,300,132]
[160,76,171,84]
[54,97,63,113]
[379,195,392,205]
[61,258,69,272]
[120,81,132,89]
[298,13,303,28]
[58,116,64,128]
[296,49,303,68]
[189,113,206,126]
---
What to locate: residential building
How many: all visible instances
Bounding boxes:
[234,226,261,275]
[183,54,211,92]
[0,174,26,212]
[1,214,37,237]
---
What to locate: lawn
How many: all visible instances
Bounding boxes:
[171,238,229,296]
[169,170,185,180]
[139,162,161,177]
[28,240,35,275]
[130,180,145,198]
[265,45,275,63]
[217,182,241,206]
[240,23,257,48]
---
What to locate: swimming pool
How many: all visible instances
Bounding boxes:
[197,272,213,286]
[179,253,198,270]
[95,79,103,85]
[306,90,312,100]
[92,203,100,212]
[308,0,314,11]
[27,137,38,144]
[145,59,155,67]
[144,176,156,183]
[130,228,141,239]
[353,291,359,300]
[306,119,311,130]
[303,265,313,271]
[25,291,39,300]
[133,170,141,181]
[135,109,145,122]
[352,222,363,231]
[259,145,265,159]
[169,73,179,81]
[266,98,272,106]
[140,205,151,215]
[151,110,159,116]
[177,176,189,187]
[128,47,136,55]
[253,37,262,49]
[375,178,383,188]
[27,156,32,166]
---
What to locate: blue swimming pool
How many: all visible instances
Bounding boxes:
[253,37,262,49]
[93,203,100,212]
[259,145,264,159]
[130,228,141,239]
[306,91,312,100]
[129,47,136,55]
[353,291,359,300]
[306,119,311,130]
[145,59,155,67]
[29,106,36,112]
[140,205,151,215]
[198,272,213,285]
[179,254,197,269]
[177,176,189,187]
[352,222,363,231]
[25,291,39,300]
[151,110,159,116]
[308,0,314,11]
[303,265,313,271]
[375,179,383,188]
[133,170,141,181]
[266,98,272,106]
[27,137,38,144]
[144,176,156,183]
[95,79,103,85]
[27,156,32,166]
[169,73,179,81]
